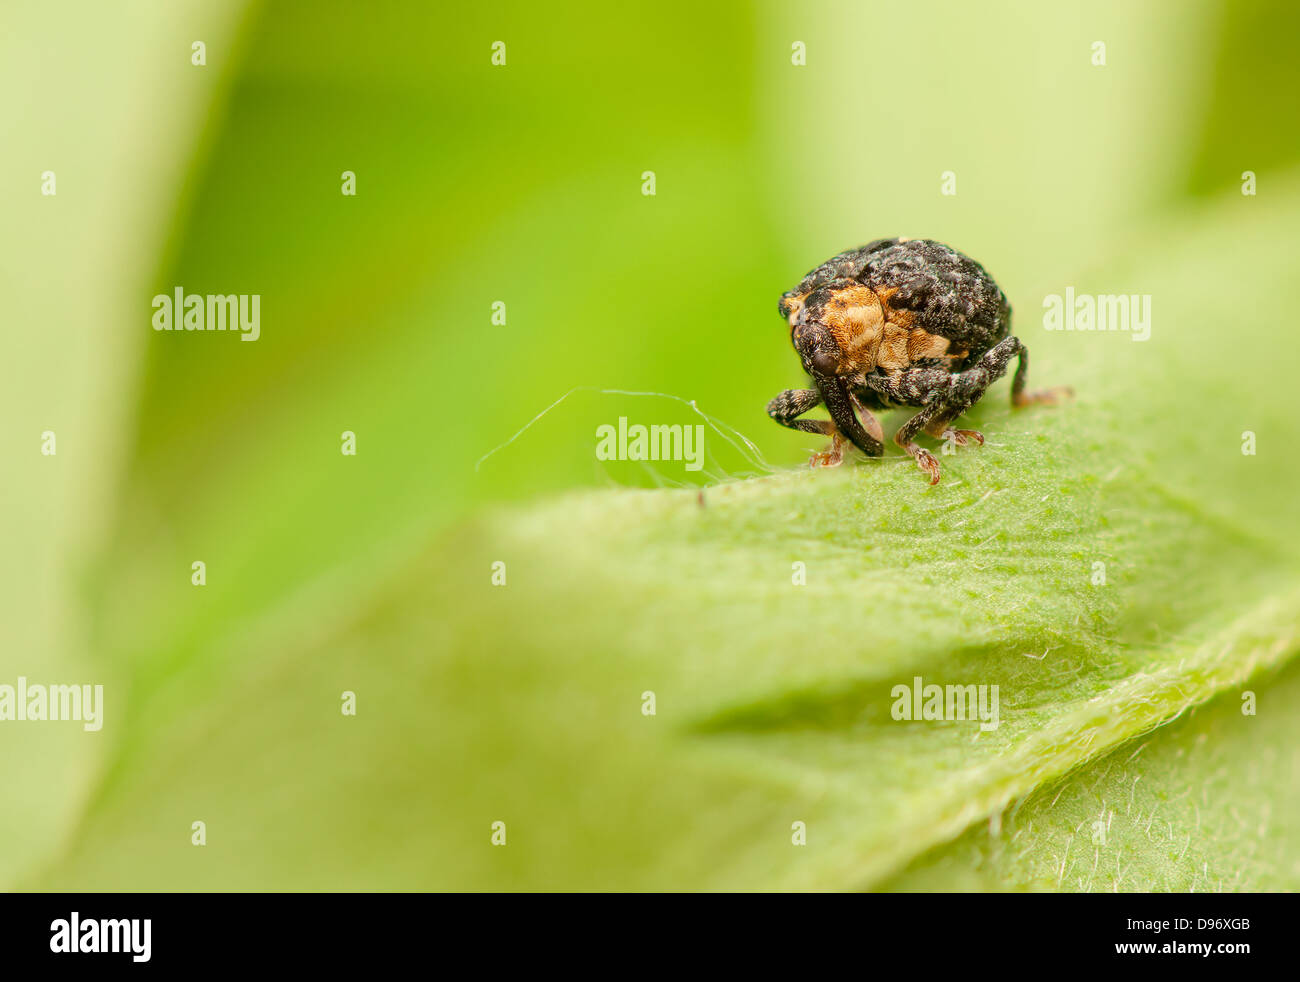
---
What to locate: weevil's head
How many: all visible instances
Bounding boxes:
[780,283,885,380]
[792,322,842,378]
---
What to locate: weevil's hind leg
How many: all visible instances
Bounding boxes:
[766,388,844,467]
[898,337,1067,482]
[862,338,1072,485]
[1008,339,1074,408]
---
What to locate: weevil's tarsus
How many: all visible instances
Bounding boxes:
[809,430,845,468]
[900,442,942,485]
[936,427,985,447]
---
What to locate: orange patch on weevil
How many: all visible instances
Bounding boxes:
[875,322,913,371]
[821,285,884,370]
[907,328,951,361]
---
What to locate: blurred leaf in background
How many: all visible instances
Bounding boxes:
[1183,0,1300,198]
[6,0,1300,890]
[1,0,247,888]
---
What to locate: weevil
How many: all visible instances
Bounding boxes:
[767,238,1071,484]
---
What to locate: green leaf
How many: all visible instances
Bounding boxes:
[28,173,1300,890]
[882,657,1300,892]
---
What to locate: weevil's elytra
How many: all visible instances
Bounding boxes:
[767,238,1072,484]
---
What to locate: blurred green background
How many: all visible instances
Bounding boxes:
[4,0,1299,890]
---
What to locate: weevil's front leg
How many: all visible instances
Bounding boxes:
[766,388,826,435]
[766,388,844,466]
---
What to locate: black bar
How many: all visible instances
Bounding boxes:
[0,892,1281,969]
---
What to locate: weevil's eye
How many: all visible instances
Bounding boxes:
[810,348,839,376]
